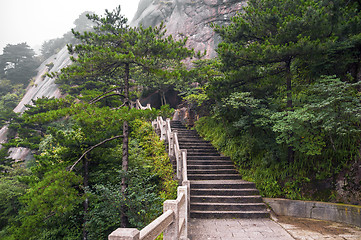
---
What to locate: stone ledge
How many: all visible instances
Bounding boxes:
[264,198,361,228]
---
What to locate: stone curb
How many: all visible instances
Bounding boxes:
[264,198,361,228]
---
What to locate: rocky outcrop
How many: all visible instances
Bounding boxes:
[14,46,70,113]
[131,0,245,58]
[2,1,244,161]
[0,46,71,161]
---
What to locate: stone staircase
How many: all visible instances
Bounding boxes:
[170,120,270,219]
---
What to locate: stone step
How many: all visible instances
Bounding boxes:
[190,195,264,203]
[178,140,211,144]
[188,165,234,170]
[179,141,213,145]
[190,210,270,219]
[176,132,198,135]
[188,174,241,180]
[187,160,234,166]
[187,156,231,161]
[177,132,199,135]
[187,152,221,156]
[186,148,219,152]
[191,188,259,196]
[190,180,256,189]
[188,169,239,175]
[169,120,269,219]
[179,144,218,153]
[191,202,267,211]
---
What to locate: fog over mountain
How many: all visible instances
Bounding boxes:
[0,0,243,161]
[131,0,244,58]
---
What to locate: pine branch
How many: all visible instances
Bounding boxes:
[69,135,123,171]
[89,93,125,105]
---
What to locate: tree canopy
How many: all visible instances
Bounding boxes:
[0,43,39,86]
[0,6,192,239]
[193,0,361,201]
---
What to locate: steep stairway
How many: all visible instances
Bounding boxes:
[170,120,270,219]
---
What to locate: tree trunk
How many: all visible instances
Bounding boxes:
[285,60,295,163]
[121,120,129,227]
[286,61,293,111]
[120,63,130,228]
[83,157,89,240]
[357,53,361,82]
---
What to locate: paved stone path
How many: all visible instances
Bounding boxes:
[275,216,361,240]
[189,218,294,240]
[188,217,361,240]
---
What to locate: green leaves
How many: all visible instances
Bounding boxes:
[199,0,361,203]
[21,170,83,218]
[59,7,193,101]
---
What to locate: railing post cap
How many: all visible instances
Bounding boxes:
[108,228,140,240]
[182,180,190,186]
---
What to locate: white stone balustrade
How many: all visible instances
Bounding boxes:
[109,117,189,240]
[108,185,188,240]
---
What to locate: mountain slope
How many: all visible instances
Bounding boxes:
[131,0,245,58]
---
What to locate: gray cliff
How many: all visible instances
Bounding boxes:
[0,46,71,161]
[131,0,245,58]
[1,1,244,161]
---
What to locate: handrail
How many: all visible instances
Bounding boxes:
[174,131,181,180]
[135,99,152,110]
[108,186,188,240]
[153,117,188,184]
[109,117,189,240]
[181,150,188,182]
[140,210,174,240]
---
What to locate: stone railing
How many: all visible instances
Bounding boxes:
[130,99,152,110]
[108,116,189,240]
[135,99,152,110]
[109,186,188,240]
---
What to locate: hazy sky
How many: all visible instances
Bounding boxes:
[0,0,141,53]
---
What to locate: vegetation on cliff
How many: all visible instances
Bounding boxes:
[191,0,361,203]
[0,6,191,239]
[1,0,361,239]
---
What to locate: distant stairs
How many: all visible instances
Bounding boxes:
[170,120,270,219]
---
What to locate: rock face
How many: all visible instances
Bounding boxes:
[0,46,71,161]
[14,46,71,113]
[131,0,245,59]
[2,1,244,161]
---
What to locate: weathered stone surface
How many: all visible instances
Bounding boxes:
[108,228,140,240]
[1,1,246,160]
[14,46,70,113]
[265,198,361,228]
[131,0,246,59]
[0,46,71,160]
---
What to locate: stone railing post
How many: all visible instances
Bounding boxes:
[181,149,187,183]
[163,200,179,240]
[161,121,167,141]
[182,180,190,219]
[178,186,188,239]
[108,228,140,240]
[173,131,182,180]
[168,132,174,157]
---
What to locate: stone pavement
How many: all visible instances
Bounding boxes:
[275,215,361,240]
[188,217,361,240]
[189,218,294,240]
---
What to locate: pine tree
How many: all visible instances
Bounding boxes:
[57,6,193,230]
[212,0,361,162]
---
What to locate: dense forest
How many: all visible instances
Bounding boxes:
[1,0,361,239]
[192,0,361,204]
